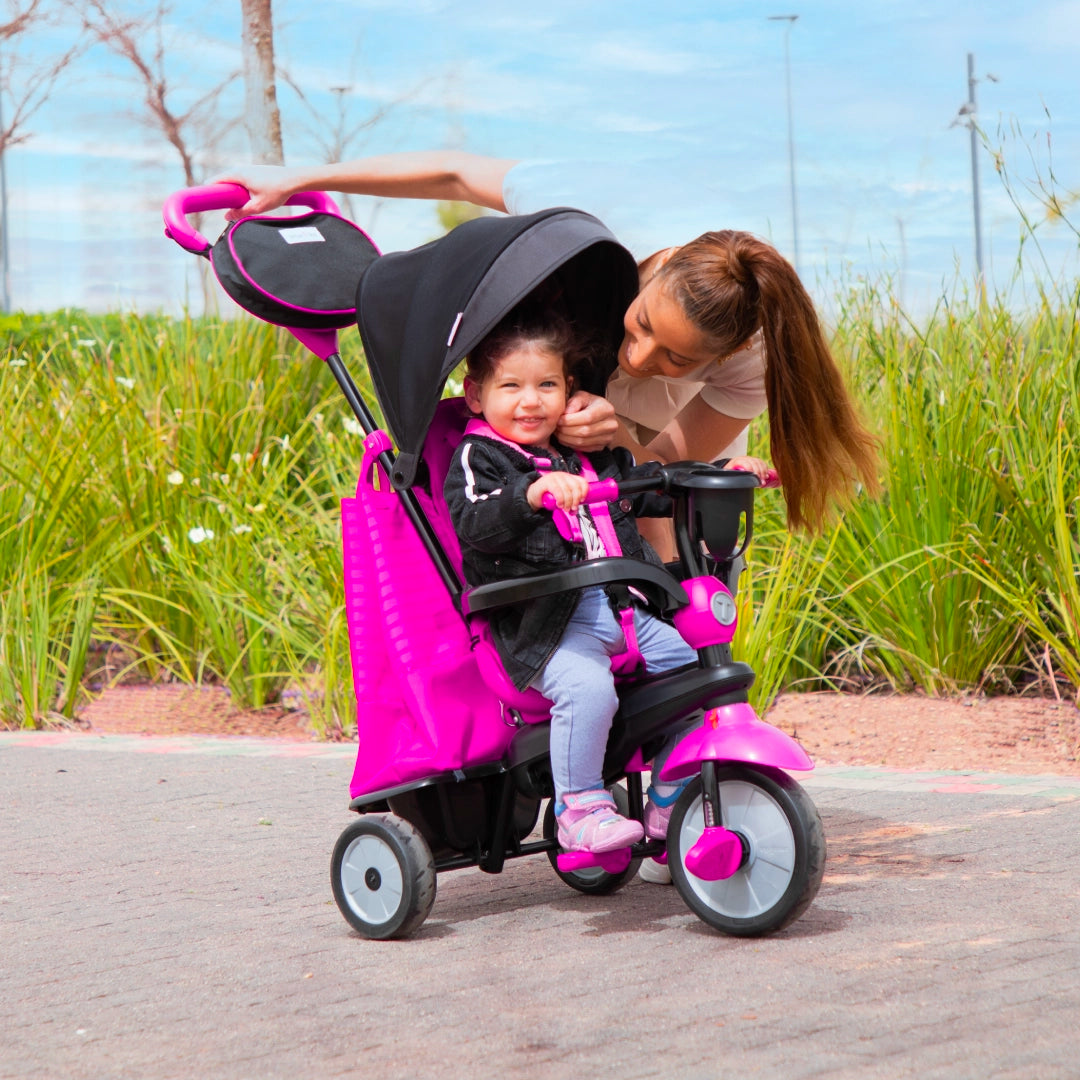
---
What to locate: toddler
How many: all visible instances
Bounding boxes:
[444,309,771,854]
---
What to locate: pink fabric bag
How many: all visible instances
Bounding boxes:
[341,423,518,799]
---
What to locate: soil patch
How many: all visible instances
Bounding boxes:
[57,684,1080,776]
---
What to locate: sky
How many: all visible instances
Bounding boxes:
[5,0,1079,320]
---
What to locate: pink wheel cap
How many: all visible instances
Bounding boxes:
[684,826,744,880]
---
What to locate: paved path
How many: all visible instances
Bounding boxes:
[3,731,1079,1080]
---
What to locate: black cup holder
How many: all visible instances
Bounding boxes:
[664,463,757,562]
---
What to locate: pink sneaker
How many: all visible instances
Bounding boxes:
[557,790,644,853]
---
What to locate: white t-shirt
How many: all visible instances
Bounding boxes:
[503,159,767,458]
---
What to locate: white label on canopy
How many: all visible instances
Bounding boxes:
[282,227,326,244]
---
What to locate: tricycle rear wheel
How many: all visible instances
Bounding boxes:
[543,786,642,895]
[331,814,436,939]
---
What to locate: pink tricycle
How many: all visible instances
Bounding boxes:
[164,184,826,939]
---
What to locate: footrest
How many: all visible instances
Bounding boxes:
[556,847,633,874]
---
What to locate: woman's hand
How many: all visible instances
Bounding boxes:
[554,391,619,452]
[527,472,590,512]
[726,455,781,487]
[213,165,300,220]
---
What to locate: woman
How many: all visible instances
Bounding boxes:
[218,151,878,535]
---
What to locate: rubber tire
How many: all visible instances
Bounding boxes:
[668,766,825,937]
[331,814,437,940]
[544,785,643,895]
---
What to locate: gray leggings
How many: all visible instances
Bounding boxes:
[531,586,697,804]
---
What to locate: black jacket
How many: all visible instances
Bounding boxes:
[443,434,671,690]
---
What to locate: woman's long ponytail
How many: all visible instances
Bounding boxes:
[658,231,879,531]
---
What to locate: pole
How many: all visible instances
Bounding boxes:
[967,52,983,280]
[0,52,10,313]
[769,15,800,276]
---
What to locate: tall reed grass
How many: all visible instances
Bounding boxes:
[1,262,1077,732]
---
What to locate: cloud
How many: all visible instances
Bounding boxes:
[585,39,705,76]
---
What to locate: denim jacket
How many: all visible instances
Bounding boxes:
[443,433,670,690]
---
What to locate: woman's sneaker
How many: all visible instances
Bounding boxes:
[556,790,644,853]
[637,857,672,885]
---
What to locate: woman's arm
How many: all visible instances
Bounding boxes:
[215,151,517,219]
[557,390,750,464]
[638,393,752,464]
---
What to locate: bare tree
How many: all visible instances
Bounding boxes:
[239,0,282,164]
[77,0,238,187]
[279,50,430,222]
[1,1,84,155]
[1,1,85,309]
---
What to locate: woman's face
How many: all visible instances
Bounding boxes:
[618,276,714,380]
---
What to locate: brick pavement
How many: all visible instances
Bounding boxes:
[2,731,1079,1080]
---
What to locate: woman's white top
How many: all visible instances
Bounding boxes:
[503,159,768,457]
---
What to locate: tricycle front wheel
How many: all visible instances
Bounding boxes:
[668,766,825,936]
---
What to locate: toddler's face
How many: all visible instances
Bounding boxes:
[465,343,569,448]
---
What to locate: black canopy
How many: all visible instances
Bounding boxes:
[354,208,639,489]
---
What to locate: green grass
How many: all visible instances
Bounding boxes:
[1,271,1078,733]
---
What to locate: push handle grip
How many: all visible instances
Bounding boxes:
[162,183,342,254]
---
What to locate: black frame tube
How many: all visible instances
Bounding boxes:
[325,351,463,602]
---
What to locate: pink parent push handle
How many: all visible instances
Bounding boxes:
[162,183,343,254]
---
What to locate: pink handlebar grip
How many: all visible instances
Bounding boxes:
[162,184,343,254]
[540,478,619,512]
[727,464,781,489]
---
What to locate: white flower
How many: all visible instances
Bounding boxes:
[166,470,184,486]
[233,524,253,535]
[76,339,97,348]
[116,377,136,390]
[342,416,363,436]
[9,358,27,367]
[231,452,243,465]
[262,452,271,469]
[187,526,215,544]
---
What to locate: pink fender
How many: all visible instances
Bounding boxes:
[658,702,813,782]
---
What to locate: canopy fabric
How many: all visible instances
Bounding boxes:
[354,208,639,489]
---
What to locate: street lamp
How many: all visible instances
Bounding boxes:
[768,14,800,277]
[0,55,10,313]
[951,53,998,281]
